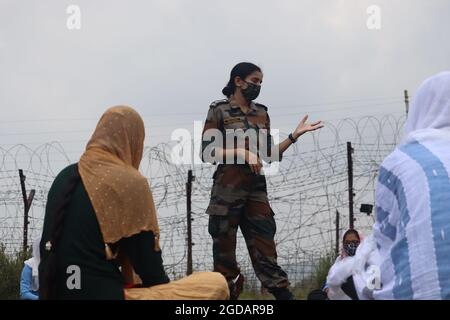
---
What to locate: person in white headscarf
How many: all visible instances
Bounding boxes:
[324,229,362,300]
[322,72,450,300]
[372,71,450,300]
[20,236,41,300]
[402,71,450,139]
[348,71,450,300]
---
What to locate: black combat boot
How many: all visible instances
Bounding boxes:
[229,274,245,300]
[269,287,295,300]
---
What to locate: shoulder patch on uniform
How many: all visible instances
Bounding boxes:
[255,103,268,111]
[209,99,229,109]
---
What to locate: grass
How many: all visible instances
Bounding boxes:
[239,252,337,300]
[239,285,313,300]
[0,244,30,300]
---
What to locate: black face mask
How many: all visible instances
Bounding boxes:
[241,81,261,102]
[343,241,360,257]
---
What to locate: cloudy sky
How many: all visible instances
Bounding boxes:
[1,0,449,161]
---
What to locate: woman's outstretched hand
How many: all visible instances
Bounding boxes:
[293,115,324,139]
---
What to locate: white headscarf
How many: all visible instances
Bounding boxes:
[402,71,450,144]
[369,71,450,300]
[24,236,41,292]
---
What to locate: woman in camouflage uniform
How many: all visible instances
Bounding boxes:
[201,62,323,300]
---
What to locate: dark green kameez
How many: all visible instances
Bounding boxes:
[39,164,169,299]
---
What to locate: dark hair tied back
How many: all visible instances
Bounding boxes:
[222,62,262,98]
[343,229,360,242]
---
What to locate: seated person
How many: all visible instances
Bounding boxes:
[39,106,229,300]
[20,237,41,300]
[367,71,450,299]
[324,229,361,300]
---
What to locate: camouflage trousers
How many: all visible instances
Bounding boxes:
[208,199,290,296]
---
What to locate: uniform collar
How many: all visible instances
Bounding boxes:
[229,97,258,114]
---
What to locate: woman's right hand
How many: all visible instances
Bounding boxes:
[238,149,262,174]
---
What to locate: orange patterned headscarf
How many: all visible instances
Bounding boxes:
[78,106,160,249]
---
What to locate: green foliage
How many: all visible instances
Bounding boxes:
[0,244,30,300]
[310,252,337,290]
[292,252,337,299]
[239,252,337,300]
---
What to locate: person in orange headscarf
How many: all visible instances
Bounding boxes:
[38,106,229,300]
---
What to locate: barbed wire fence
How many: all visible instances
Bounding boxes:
[0,114,406,290]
